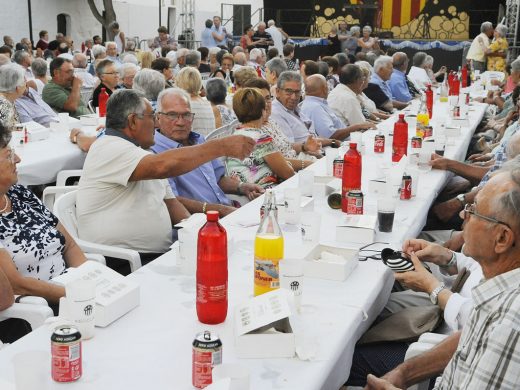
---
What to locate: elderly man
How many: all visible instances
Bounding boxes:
[265,57,287,96]
[210,16,232,49]
[466,21,494,73]
[233,52,247,70]
[253,22,274,52]
[76,89,255,258]
[388,52,412,103]
[151,88,264,211]
[12,50,33,80]
[72,53,96,89]
[365,56,408,113]
[266,20,288,54]
[105,41,121,65]
[408,52,432,91]
[152,26,178,51]
[15,87,58,127]
[42,57,90,118]
[328,64,367,126]
[366,165,520,390]
[301,74,375,140]
[248,48,266,78]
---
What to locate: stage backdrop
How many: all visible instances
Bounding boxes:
[264,0,470,40]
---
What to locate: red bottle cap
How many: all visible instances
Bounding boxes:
[206,210,219,221]
[398,113,405,119]
[349,142,357,149]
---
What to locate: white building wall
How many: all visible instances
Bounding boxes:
[0,0,264,49]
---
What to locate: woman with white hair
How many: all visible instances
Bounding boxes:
[132,68,165,109]
[0,63,25,130]
[119,63,139,89]
[424,55,446,84]
[358,26,379,53]
[486,24,508,72]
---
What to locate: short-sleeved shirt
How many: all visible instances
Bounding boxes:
[77,134,175,253]
[42,80,91,118]
[261,120,297,159]
[226,127,279,188]
[252,31,273,51]
[270,99,317,143]
[0,184,66,280]
[389,69,412,103]
[327,83,366,126]
[151,131,231,206]
[300,95,346,138]
[363,83,392,113]
[190,98,216,137]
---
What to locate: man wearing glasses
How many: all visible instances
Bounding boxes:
[76,90,255,264]
[42,57,90,118]
[151,88,264,214]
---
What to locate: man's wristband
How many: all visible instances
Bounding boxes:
[237,182,244,195]
[202,202,208,214]
[439,251,457,269]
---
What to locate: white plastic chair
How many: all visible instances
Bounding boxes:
[53,190,142,272]
[205,119,239,141]
[42,185,77,210]
[56,169,84,186]
[80,88,93,107]
[0,297,53,331]
[404,332,448,390]
[88,100,95,114]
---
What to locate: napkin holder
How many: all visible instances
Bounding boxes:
[336,214,377,244]
[234,289,295,358]
[51,261,140,327]
[302,244,358,281]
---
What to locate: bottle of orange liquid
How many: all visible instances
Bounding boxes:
[254,190,284,296]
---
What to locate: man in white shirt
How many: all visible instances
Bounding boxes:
[76,89,255,257]
[266,20,288,55]
[407,51,432,91]
[328,64,367,126]
[72,53,97,89]
[12,50,33,80]
[466,21,494,73]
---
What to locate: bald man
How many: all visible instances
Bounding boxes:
[388,52,413,103]
[300,74,375,140]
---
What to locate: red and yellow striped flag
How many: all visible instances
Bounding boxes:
[349,0,428,29]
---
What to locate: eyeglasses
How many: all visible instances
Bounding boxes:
[463,203,511,229]
[2,147,15,164]
[280,88,302,96]
[158,111,195,122]
[103,72,119,76]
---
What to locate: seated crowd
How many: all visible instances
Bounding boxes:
[1,19,520,390]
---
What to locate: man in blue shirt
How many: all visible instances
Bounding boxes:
[200,19,214,48]
[389,52,413,103]
[210,16,232,49]
[300,74,375,140]
[151,88,264,213]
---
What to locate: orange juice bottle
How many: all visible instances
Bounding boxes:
[254,190,284,296]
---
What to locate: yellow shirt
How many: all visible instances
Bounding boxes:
[487,37,508,72]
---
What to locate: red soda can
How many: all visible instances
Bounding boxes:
[333,157,344,178]
[464,93,470,105]
[453,106,460,118]
[423,126,433,138]
[411,136,422,149]
[51,326,82,382]
[346,190,364,214]
[192,331,222,389]
[400,174,412,200]
[374,134,385,153]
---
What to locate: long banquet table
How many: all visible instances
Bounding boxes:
[0,101,487,389]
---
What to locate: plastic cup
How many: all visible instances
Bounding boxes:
[284,188,301,225]
[65,279,96,339]
[178,228,197,275]
[298,170,314,197]
[301,212,321,244]
[377,198,397,233]
[212,364,250,390]
[279,259,304,312]
[418,149,432,171]
[325,148,337,176]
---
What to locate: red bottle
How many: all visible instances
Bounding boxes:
[392,114,408,163]
[98,88,109,117]
[461,65,468,88]
[196,211,228,324]
[425,84,433,119]
[341,142,362,212]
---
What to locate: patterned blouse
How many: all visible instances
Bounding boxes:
[487,37,508,72]
[216,104,237,126]
[261,119,297,159]
[0,94,20,131]
[226,127,279,188]
[0,185,66,280]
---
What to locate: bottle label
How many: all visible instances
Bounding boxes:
[196,283,227,303]
[254,257,280,290]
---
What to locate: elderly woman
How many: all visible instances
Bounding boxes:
[205,78,237,128]
[358,26,378,53]
[0,64,25,130]
[175,67,216,136]
[31,58,48,95]
[345,26,360,54]
[424,55,446,85]
[211,53,235,83]
[226,88,295,188]
[88,44,106,76]
[408,51,431,90]
[151,57,175,88]
[0,122,86,306]
[91,59,120,108]
[486,24,508,72]
[233,66,258,90]
[132,68,165,109]
[244,77,317,169]
[356,61,391,121]
[119,63,138,89]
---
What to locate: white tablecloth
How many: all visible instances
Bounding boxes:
[0,101,486,389]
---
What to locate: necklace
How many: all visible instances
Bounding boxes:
[0,194,9,213]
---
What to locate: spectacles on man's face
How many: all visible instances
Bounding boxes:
[463,203,511,229]
[103,72,119,76]
[133,111,156,120]
[280,88,301,96]
[158,111,195,122]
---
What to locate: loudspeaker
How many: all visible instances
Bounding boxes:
[233,5,251,36]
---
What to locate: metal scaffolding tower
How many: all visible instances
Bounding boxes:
[505,0,520,57]
[179,0,195,48]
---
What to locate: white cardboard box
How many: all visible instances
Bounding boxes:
[336,215,377,244]
[234,289,295,359]
[302,244,359,281]
[51,261,140,327]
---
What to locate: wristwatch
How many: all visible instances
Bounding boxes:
[456,193,465,206]
[430,283,446,305]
